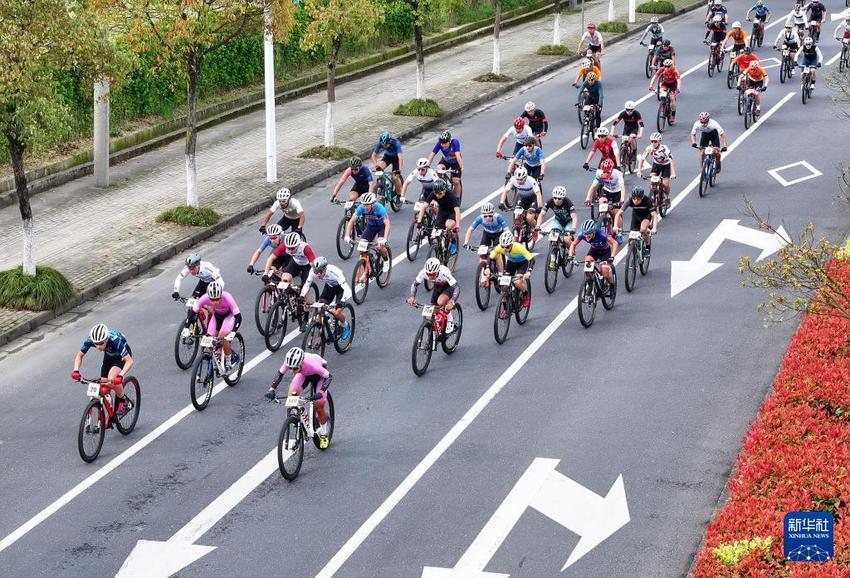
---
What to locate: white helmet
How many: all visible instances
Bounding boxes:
[424,257,441,275]
[499,231,514,248]
[90,323,109,344]
[713,0,721,5]
[276,187,291,202]
[481,202,495,215]
[416,157,429,169]
[360,192,377,205]
[649,132,662,141]
[712,14,722,22]
[284,347,305,370]
[266,223,283,236]
[206,281,223,299]
[514,166,528,180]
[595,126,609,137]
[650,16,659,23]
[524,101,536,113]
[624,100,636,110]
[731,21,741,28]
[803,36,813,46]
[552,186,567,199]
[284,232,301,248]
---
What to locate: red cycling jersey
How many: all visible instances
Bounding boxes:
[590,137,617,161]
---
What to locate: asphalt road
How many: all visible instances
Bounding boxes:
[1,2,848,576]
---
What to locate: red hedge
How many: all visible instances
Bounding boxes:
[693,259,850,576]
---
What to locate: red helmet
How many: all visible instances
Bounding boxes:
[587,22,597,30]
[513,117,526,130]
[599,159,615,173]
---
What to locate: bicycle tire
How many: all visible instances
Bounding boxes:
[840,47,847,73]
[475,261,492,310]
[625,246,638,292]
[174,318,200,370]
[737,90,745,115]
[278,415,304,481]
[780,57,788,83]
[115,376,141,435]
[544,244,559,293]
[802,78,809,105]
[707,53,715,77]
[656,101,666,133]
[302,321,326,357]
[580,122,590,149]
[254,285,275,336]
[744,103,753,129]
[561,246,575,278]
[406,220,421,262]
[376,246,393,288]
[727,65,736,90]
[493,293,511,344]
[640,242,652,275]
[578,279,596,328]
[222,333,244,386]
[411,322,433,376]
[351,260,369,304]
[313,392,334,450]
[190,354,215,411]
[332,304,356,354]
[263,301,289,352]
[78,399,105,463]
[506,186,519,209]
[336,217,355,260]
[645,50,653,78]
[390,189,403,213]
[442,303,463,354]
[717,49,725,72]
[698,160,708,197]
[515,280,531,325]
[601,266,617,310]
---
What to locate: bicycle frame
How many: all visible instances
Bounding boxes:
[283,394,319,439]
[199,332,235,375]
[81,378,116,428]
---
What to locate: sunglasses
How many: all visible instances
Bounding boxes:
[483,214,494,218]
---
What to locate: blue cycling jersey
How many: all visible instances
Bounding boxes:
[470,214,509,234]
[351,166,373,187]
[258,236,282,252]
[513,146,545,167]
[750,5,770,17]
[81,330,131,358]
[577,228,611,250]
[433,139,461,165]
[355,202,389,227]
[374,138,403,156]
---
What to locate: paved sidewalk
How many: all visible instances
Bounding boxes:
[0,0,688,345]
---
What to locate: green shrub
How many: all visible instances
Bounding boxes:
[711,537,772,567]
[0,266,75,311]
[636,0,675,13]
[536,44,571,56]
[299,145,356,160]
[156,206,221,227]
[473,72,513,82]
[379,0,415,44]
[394,98,443,117]
[597,21,628,33]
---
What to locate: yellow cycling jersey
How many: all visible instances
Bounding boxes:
[490,242,533,263]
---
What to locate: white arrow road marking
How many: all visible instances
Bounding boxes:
[670,219,788,297]
[421,459,629,577]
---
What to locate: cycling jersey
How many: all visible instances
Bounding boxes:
[590,137,619,161]
[750,5,770,19]
[506,176,541,201]
[81,330,131,358]
[796,44,823,66]
[354,202,389,227]
[425,190,460,215]
[432,138,461,166]
[194,291,240,317]
[405,167,438,186]
[776,28,801,46]
[303,264,352,302]
[656,66,680,86]
[269,197,303,220]
[745,65,767,81]
[373,137,403,156]
[594,168,624,192]
[706,5,728,19]
[726,29,747,45]
[655,46,676,61]
[705,23,727,42]
[576,227,611,250]
[691,118,725,136]
[805,2,825,21]
[581,30,603,46]
[614,110,644,133]
[513,146,545,167]
[542,197,576,226]
[733,53,759,70]
[521,109,548,135]
[621,197,656,221]
[173,261,223,293]
[280,353,330,395]
[470,213,509,234]
[639,23,665,43]
[346,166,373,189]
[576,64,602,83]
[411,265,459,295]
[643,143,673,165]
[257,235,283,253]
[490,242,534,263]
[272,240,317,267]
[787,11,807,26]
[578,80,604,104]
[503,125,534,146]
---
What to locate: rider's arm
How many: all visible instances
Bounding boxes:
[496,132,508,155]
[331,168,352,200]
[301,270,316,297]
[73,350,85,372]
[173,266,189,294]
[409,271,424,298]
[455,150,464,171]
[815,46,823,64]
[382,215,391,241]
[260,207,275,227]
[670,157,677,179]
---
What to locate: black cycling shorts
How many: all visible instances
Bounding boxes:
[284,259,310,284]
[192,279,209,298]
[588,246,613,262]
[319,284,345,305]
[505,260,529,275]
[480,230,502,248]
[434,210,456,230]
[430,284,455,304]
[651,163,672,178]
[699,130,720,147]
[100,348,131,378]
[381,154,400,172]
[517,196,539,212]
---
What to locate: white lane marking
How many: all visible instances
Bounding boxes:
[767,160,822,187]
[825,49,843,66]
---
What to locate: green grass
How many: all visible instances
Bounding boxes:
[536,44,572,56]
[156,205,221,227]
[636,0,675,13]
[298,145,356,160]
[0,266,75,311]
[394,98,444,117]
[473,72,513,82]
[597,21,628,34]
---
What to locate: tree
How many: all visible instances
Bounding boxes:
[0,0,124,276]
[492,0,502,75]
[300,0,382,147]
[94,0,297,207]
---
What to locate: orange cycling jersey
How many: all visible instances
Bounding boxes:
[733,53,758,71]
[576,65,602,82]
[745,65,766,81]
[726,29,747,45]
[658,66,680,85]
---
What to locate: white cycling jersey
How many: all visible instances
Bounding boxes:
[269,197,304,220]
[404,167,438,185]
[787,11,808,27]
[774,28,801,46]
[302,264,352,302]
[503,125,534,145]
[414,264,458,288]
[581,30,603,46]
[691,118,726,136]
[594,168,625,192]
[506,175,541,198]
[643,143,673,165]
[173,261,223,293]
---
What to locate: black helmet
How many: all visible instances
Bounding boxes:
[524,135,537,146]
[349,156,362,169]
[631,186,646,200]
[433,179,448,193]
[663,39,671,46]
[743,46,752,54]
[439,130,451,143]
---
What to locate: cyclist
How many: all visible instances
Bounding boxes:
[639,16,665,51]
[732,46,759,88]
[583,126,620,170]
[536,185,578,247]
[774,22,801,67]
[746,0,772,37]
[426,130,464,200]
[649,59,681,125]
[401,158,440,202]
[496,117,534,159]
[406,257,460,329]
[795,36,823,89]
[787,4,809,40]
[172,253,223,300]
[706,0,728,24]
[520,101,548,143]
[834,15,850,44]
[804,0,825,41]
[637,132,676,205]
[572,56,602,87]
[577,23,604,67]
[371,131,403,195]
[490,231,535,308]
[743,60,768,111]
[345,192,391,270]
[690,112,729,173]
[499,166,543,243]
[509,135,547,181]
[723,21,748,59]
[416,178,461,256]
[575,71,603,128]
[72,323,134,416]
[568,219,619,287]
[464,202,509,250]
[653,39,676,70]
[190,282,242,369]
[705,15,728,49]
[330,157,374,203]
[302,256,353,341]
[612,101,644,157]
[613,187,658,254]
[584,158,625,218]
[264,347,332,447]
[247,223,283,274]
[259,187,304,238]
[265,231,317,291]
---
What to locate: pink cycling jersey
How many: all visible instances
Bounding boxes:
[194,291,240,335]
[279,352,329,395]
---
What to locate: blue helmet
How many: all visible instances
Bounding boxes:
[581,219,596,234]
[379,131,391,144]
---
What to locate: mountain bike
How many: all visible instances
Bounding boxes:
[405,200,434,262]
[579,100,599,149]
[410,302,463,376]
[748,17,765,48]
[839,39,850,73]
[544,228,575,294]
[301,302,356,357]
[427,227,460,275]
[743,87,763,129]
[800,65,815,105]
[351,239,393,304]
[75,375,141,463]
[576,258,617,328]
[705,41,724,77]
[373,169,403,212]
[493,273,532,344]
[623,230,653,293]
[727,56,739,90]
[190,331,245,411]
[174,296,207,370]
[264,279,318,351]
[468,244,500,311]
[641,41,658,78]
[251,269,283,337]
[333,199,364,260]
[507,206,536,250]
[274,384,335,481]
[647,174,669,218]
[777,46,794,83]
[656,88,673,133]
[698,145,721,197]
[614,133,637,175]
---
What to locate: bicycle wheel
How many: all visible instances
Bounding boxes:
[640,242,652,275]
[441,304,463,354]
[656,103,666,133]
[717,49,725,72]
[493,293,511,344]
[312,392,334,450]
[115,376,141,435]
[580,122,591,149]
[390,190,403,212]
[744,102,753,129]
[561,247,575,278]
[737,90,745,115]
[174,318,200,370]
[698,161,708,198]
[840,48,847,73]
[578,279,596,328]
[263,300,289,352]
[757,27,763,47]
[223,333,245,386]
[411,322,433,376]
[336,216,355,260]
[406,221,422,262]
[302,321,326,357]
[726,66,735,90]
[332,303,355,354]
[544,244,559,294]
[802,79,809,105]
[190,354,215,411]
[351,260,369,304]
[515,280,531,325]
[445,241,460,272]
[656,190,669,218]
[601,266,617,310]
[376,246,393,288]
[780,58,788,83]
[78,399,105,463]
[625,245,638,293]
[707,53,715,77]
[475,261,492,310]
[254,285,276,336]
[709,159,717,187]
[278,415,304,481]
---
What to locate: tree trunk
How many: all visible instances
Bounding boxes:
[414,23,425,99]
[5,129,35,276]
[325,36,342,147]
[492,0,502,75]
[553,0,562,45]
[185,49,203,207]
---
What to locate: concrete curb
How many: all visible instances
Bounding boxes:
[0,0,704,347]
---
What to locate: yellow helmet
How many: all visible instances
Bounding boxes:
[586,71,597,82]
